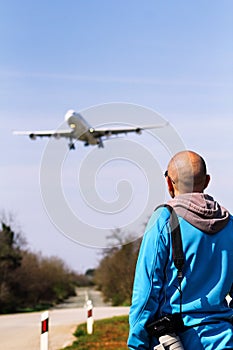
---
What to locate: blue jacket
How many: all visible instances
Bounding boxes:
[128,194,233,349]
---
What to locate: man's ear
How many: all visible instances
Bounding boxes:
[204,174,210,190]
[166,177,175,198]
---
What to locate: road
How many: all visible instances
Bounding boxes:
[0,288,130,350]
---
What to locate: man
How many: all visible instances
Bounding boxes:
[128,150,233,349]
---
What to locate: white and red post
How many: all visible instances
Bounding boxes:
[40,311,49,350]
[86,299,94,334]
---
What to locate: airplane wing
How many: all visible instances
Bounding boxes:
[92,122,168,137]
[13,129,73,139]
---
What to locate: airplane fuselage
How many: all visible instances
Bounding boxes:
[65,110,99,146]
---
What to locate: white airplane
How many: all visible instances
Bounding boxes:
[13,109,168,150]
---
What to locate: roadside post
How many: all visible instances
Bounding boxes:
[86,299,94,334]
[40,310,49,350]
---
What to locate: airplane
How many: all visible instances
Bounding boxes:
[13,109,168,150]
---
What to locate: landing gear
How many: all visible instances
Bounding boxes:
[98,138,104,148]
[68,138,75,150]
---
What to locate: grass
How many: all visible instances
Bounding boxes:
[61,315,129,350]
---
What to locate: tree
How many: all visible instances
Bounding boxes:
[12,252,76,309]
[94,230,141,305]
[0,215,78,313]
[0,222,22,312]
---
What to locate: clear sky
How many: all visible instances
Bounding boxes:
[1,1,232,272]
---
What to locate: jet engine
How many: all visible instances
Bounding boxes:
[136,128,142,134]
[29,133,36,140]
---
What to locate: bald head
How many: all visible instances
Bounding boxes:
[166,151,210,196]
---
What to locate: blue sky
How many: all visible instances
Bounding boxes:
[1,1,232,272]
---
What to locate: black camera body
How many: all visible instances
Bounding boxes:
[146,313,185,338]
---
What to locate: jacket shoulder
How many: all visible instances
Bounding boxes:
[145,206,171,234]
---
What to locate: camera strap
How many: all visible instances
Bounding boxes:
[156,204,185,314]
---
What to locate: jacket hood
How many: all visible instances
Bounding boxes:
[168,193,230,234]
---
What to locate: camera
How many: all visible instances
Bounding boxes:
[146,313,184,338]
[146,313,185,349]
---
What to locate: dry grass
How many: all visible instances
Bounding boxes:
[62,315,129,350]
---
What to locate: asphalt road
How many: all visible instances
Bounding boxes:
[0,288,130,350]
